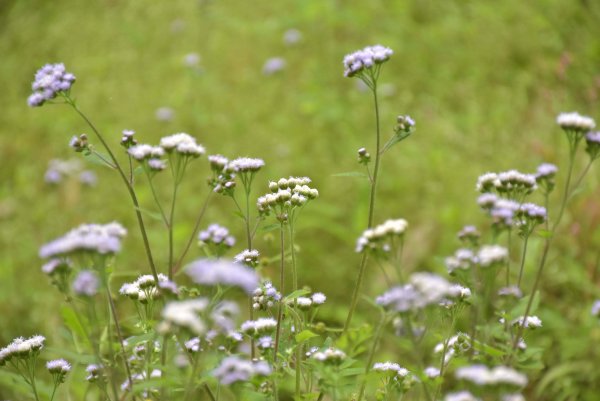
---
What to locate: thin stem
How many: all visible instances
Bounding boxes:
[168,178,181,280]
[92,150,117,169]
[274,223,285,363]
[357,311,387,401]
[506,229,512,287]
[173,192,213,274]
[68,100,159,283]
[146,174,169,226]
[344,77,381,332]
[517,235,530,288]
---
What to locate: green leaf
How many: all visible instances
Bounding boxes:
[84,151,113,168]
[284,288,311,301]
[61,306,90,350]
[331,171,368,179]
[295,329,319,343]
[381,131,412,154]
[536,229,553,239]
[260,223,281,232]
[509,291,540,318]
[133,206,164,221]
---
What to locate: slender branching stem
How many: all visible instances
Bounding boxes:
[67,99,159,283]
[517,234,530,288]
[357,310,387,401]
[274,223,285,363]
[344,76,381,332]
[173,192,213,274]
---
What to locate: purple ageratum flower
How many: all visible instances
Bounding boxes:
[185,259,259,295]
[262,57,286,75]
[198,224,235,247]
[591,300,600,317]
[343,45,393,77]
[535,163,558,180]
[212,356,271,385]
[28,63,76,107]
[72,270,100,297]
[39,222,127,259]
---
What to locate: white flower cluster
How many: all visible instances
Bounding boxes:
[128,144,165,161]
[39,222,127,258]
[458,225,480,243]
[355,218,408,253]
[240,317,278,337]
[160,132,206,156]
[198,224,235,248]
[28,63,76,107]
[477,245,509,267]
[252,281,281,310]
[0,335,46,365]
[257,176,318,217]
[212,356,271,385]
[343,45,393,77]
[85,364,103,382]
[535,163,558,180]
[46,359,71,375]
[510,315,542,329]
[434,333,471,364]
[376,273,468,312]
[185,259,259,295]
[160,298,209,335]
[120,273,178,302]
[455,365,528,387]
[311,347,346,364]
[292,292,327,310]
[445,248,477,274]
[184,337,201,353]
[556,112,596,132]
[476,170,537,197]
[444,391,481,401]
[234,249,260,267]
[372,362,410,377]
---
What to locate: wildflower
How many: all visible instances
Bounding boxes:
[457,225,480,244]
[185,259,259,295]
[510,315,542,329]
[0,335,46,365]
[46,359,71,382]
[477,193,499,210]
[160,298,209,335]
[591,300,600,317]
[312,292,327,305]
[311,347,346,364]
[39,222,127,259]
[455,365,527,387]
[445,248,477,274]
[183,52,201,68]
[263,57,286,75]
[160,132,205,157]
[343,45,393,78]
[357,147,371,164]
[515,203,547,234]
[212,356,271,385]
[42,259,71,276]
[535,163,558,181]
[556,112,595,133]
[72,270,99,297]
[424,366,440,379]
[373,362,409,377]
[69,134,89,153]
[209,154,229,171]
[283,28,302,45]
[376,273,461,312]
[585,131,600,159]
[501,395,525,401]
[252,281,281,310]
[120,129,137,148]
[257,336,273,349]
[355,218,408,254]
[257,176,318,219]
[208,155,236,195]
[227,157,265,173]
[127,144,165,161]
[498,286,523,298]
[477,245,508,267]
[156,107,174,122]
[28,63,76,107]
[148,158,167,171]
[295,297,313,310]
[444,391,481,401]
[184,337,201,353]
[234,249,260,267]
[395,115,415,132]
[85,364,103,382]
[198,224,235,248]
[120,273,175,302]
[240,318,277,337]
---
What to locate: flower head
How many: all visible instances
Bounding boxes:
[28,63,75,107]
[160,133,205,157]
[343,45,393,77]
[557,112,595,132]
[40,222,127,259]
[185,259,259,295]
[212,356,271,385]
[72,270,100,297]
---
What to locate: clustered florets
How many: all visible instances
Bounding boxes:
[39,222,127,259]
[28,63,76,107]
[46,359,71,382]
[311,347,346,364]
[257,176,318,220]
[476,170,537,199]
[240,317,278,337]
[120,273,178,302]
[455,365,528,387]
[0,335,46,366]
[212,356,271,385]
[198,224,236,249]
[343,45,393,77]
[252,281,281,310]
[185,259,259,295]
[556,112,596,133]
[72,270,100,297]
[234,249,260,267]
[355,218,408,253]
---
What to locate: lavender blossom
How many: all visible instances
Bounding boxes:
[343,45,393,77]
[212,356,271,385]
[72,270,99,297]
[185,259,259,295]
[198,224,235,247]
[28,63,76,107]
[263,57,286,75]
[39,222,127,259]
[556,112,595,132]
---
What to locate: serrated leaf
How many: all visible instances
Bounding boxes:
[331,171,368,179]
[295,330,319,343]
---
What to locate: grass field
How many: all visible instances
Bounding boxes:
[1,0,600,399]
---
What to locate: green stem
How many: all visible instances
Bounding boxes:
[274,223,285,363]
[357,311,387,401]
[517,235,530,288]
[68,100,160,283]
[173,192,212,275]
[344,77,381,332]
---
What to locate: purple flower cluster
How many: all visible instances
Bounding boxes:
[343,45,393,77]
[28,63,75,107]
[39,222,127,259]
[72,270,100,297]
[212,356,271,384]
[185,259,259,295]
[198,224,235,247]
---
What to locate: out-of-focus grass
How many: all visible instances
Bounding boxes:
[1,0,600,398]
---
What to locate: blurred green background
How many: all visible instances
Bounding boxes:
[2,0,600,399]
